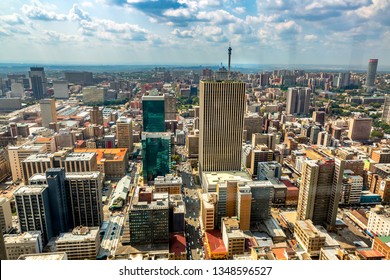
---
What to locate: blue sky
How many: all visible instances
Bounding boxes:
[0,0,389,67]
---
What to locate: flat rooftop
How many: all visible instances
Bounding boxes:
[203,171,252,186]
[56,227,99,243]
[18,252,67,260]
[4,231,41,244]
[14,185,47,195]
[74,148,127,164]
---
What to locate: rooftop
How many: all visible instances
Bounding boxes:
[205,230,227,254]
[169,233,186,255]
[203,171,252,186]
[4,231,41,244]
[56,227,99,243]
[74,148,127,164]
[18,252,68,260]
[14,185,47,196]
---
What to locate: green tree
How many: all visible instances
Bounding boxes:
[371,130,384,138]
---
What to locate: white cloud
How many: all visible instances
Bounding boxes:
[0,14,25,25]
[234,7,246,14]
[69,4,91,21]
[197,9,240,25]
[21,1,67,21]
[81,2,94,8]
[171,28,195,38]
[304,34,318,41]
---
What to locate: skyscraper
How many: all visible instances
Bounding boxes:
[199,81,246,173]
[14,185,53,244]
[286,87,311,115]
[0,223,6,260]
[296,158,335,226]
[142,95,165,132]
[366,58,378,88]
[39,99,57,128]
[45,168,70,235]
[348,117,372,141]
[90,106,103,126]
[142,132,171,183]
[29,67,46,100]
[382,95,390,125]
[116,116,133,152]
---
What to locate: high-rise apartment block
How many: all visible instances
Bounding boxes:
[39,99,57,128]
[0,198,12,234]
[164,93,176,121]
[348,117,372,141]
[142,132,171,183]
[199,81,246,173]
[29,67,46,100]
[286,87,311,115]
[142,95,165,132]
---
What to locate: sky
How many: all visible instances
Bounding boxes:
[0,0,389,67]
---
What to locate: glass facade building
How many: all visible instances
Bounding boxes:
[142,132,171,183]
[142,95,165,132]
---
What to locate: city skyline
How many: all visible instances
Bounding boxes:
[1,0,390,66]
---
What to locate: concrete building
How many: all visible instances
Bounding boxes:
[65,71,93,85]
[367,206,390,236]
[0,149,10,182]
[89,106,103,126]
[244,113,263,142]
[154,174,182,195]
[199,81,246,174]
[297,158,335,226]
[248,181,274,225]
[286,87,311,115]
[257,161,282,181]
[129,187,169,245]
[201,193,217,231]
[250,144,273,178]
[116,116,133,153]
[186,130,199,158]
[0,98,22,112]
[236,184,252,231]
[348,117,372,141]
[371,148,390,164]
[372,236,390,260]
[0,225,6,260]
[4,231,42,260]
[53,80,69,99]
[54,226,100,260]
[8,141,47,182]
[164,93,176,121]
[169,194,185,233]
[14,185,53,244]
[382,95,390,125]
[221,217,245,258]
[17,252,68,260]
[0,198,12,234]
[294,220,326,257]
[341,174,363,205]
[366,58,378,89]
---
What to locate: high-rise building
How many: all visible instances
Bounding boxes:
[199,81,246,173]
[286,87,311,115]
[3,231,42,260]
[129,187,169,245]
[64,71,93,85]
[14,185,53,244]
[236,184,252,231]
[142,132,171,183]
[65,172,103,228]
[250,144,274,178]
[164,93,176,121]
[297,158,335,226]
[90,106,103,126]
[142,95,165,132]
[221,217,245,258]
[39,99,57,128]
[248,181,274,225]
[366,59,378,89]
[0,224,6,260]
[348,117,372,141]
[244,114,263,142]
[29,67,46,100]
[45,168,70,235]
[116,116,133,153]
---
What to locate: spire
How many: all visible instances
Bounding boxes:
[228,42,232,80]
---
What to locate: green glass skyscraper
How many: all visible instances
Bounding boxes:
[142,132,171,183]
[142,95,165,132]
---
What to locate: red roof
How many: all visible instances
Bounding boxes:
[357,249,385,259]
[169,233,186,255]
[206,230,227,254]
[281,180,295,188]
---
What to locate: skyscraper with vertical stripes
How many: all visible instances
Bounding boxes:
[199,81,246,173]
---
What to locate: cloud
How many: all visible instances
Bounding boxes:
[21,1,67,21]
[0,14,25,25]
[355,0,390,26]
[81,1,94,8]
[234,7,246,14]
[69,4,91,21]
[197,9,239,25]
[43,30,84,43]
[304,34,318,41]
[171,28,195,38]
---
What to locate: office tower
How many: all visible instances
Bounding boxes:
[14,185,53,244]
[201,193,217,231]
[53,81,69,99]
[54,226,100,260]
[39,99,57,128]
[45,168,70,235]
[199,81,246,173]
[116,116,133,152]
[297,158,335,226]
[244,113,263,142]
[0,198,12,234]
[64,71,93,85]
[129,187,169,245]
[250,144,273,178]
[236,184,252,230]
[310,126,320,144]
[248,181,274,225]
[90,106,103,126]
[164,93,176,121]
[29,67,46,100]
[257,161,282,181]
[186,130,199,158]
[168,194,185,233]
[348,117,372,141]
[312,111,325,126]
[382,95,390,125]
[0,224,6,260]
[154,174,182,195]
[65,172,103,228]
[252,133,276,150]
[366,59,378,88]
[142,95,165,132]
[3,231,42,260]
[142,132,171,183]
[286,87,311,115]
[0,149,10,183]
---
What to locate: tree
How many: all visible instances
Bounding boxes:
[371,130,384,138]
